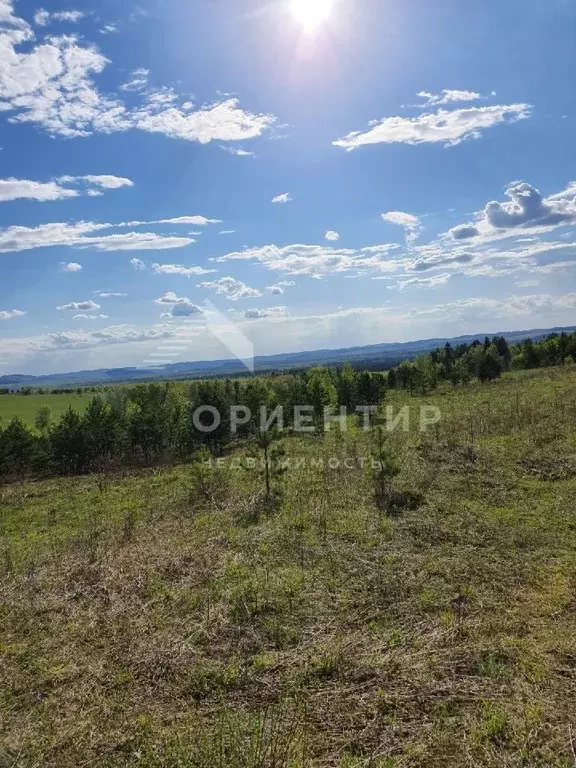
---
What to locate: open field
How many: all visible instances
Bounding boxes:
[1,366,576,766]
[0,393,92,428]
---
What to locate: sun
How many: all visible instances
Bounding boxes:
[290,0,334,32]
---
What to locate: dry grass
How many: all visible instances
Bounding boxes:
[1,366,576,766]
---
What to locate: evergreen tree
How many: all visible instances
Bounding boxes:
[50,408,88,474]
[0,417,38,476]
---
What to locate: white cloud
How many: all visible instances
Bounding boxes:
[130,257,146,270]
[80,232,193,251]
[0,174,132,201]
[198,276,263,301]
[0,178,78,201]
[0,220,196,254]
[393,273,452,291]
[220,145,255,157]
[154,291,203,317]
[219,230,235,235]
[154,291,193,306]
[267,280,296,295]
[3,292,576,373]
[416,89,484,107]
[133,98,276,144]
[73,313,108,320]
[153,215,221,226]
[94,291,126,297]
[57,299,100,311]
[0,308,25,319]
[60,261,82,272]
[272,192,292,204]
[449,223,480,240]
[449,180,576,240]
[151,262,216,277]
[213,243,401,279]
[333,103,531,150]
[243,306,289,319]
[119,68,149,92]
[0,0,28,27]
[77,175,133,189]
[0,8,276,143]
[99,24,119,35]
[325,230,339,241]
[381,211,421,245]
[34,9,85,26]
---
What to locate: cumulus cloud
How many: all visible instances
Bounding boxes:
[154,291,192,306]
[151,262,216,276]
[243,306,289,319]
[381,211,421,245]
[416,89,484,107]
[35,324,177,351]
[267,280,296,295]
[197,276,263,301]
[57,299,100,311]
[133,98,275,144]
[271,193,292,204]
[449,223,480,240]
[485,181,576,230]
[0,5,276,143]
[333,103,531,150]
[34,9,85,26]
[119,68,150,92]
[449,180,576,240]
[0,308,25,319]
[325,230,339,241]
[59,261,82,272]
[154,291,203,317]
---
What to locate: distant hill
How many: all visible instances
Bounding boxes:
[1,325,575,389]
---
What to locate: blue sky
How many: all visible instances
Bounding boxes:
[0,0,575,374]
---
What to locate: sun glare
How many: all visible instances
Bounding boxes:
[290,0,334,32]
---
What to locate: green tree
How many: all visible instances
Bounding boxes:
[371,426,400,512]
[50,407,88,474]
[34,405,52,434]
[0,417,38,476]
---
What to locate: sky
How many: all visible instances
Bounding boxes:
[0,0,575,375]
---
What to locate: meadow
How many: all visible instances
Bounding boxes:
[0,392,91,427]
[1,366,576,766]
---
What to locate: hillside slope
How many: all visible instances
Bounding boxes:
[1,367,576,766]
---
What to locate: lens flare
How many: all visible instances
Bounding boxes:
[290,0,334,32]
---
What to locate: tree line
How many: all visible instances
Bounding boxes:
[387,331,576,395]
[1,331,574,480]
[0,367,386,479]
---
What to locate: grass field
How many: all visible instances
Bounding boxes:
[1,366,576,766]
[0,393,92,427]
